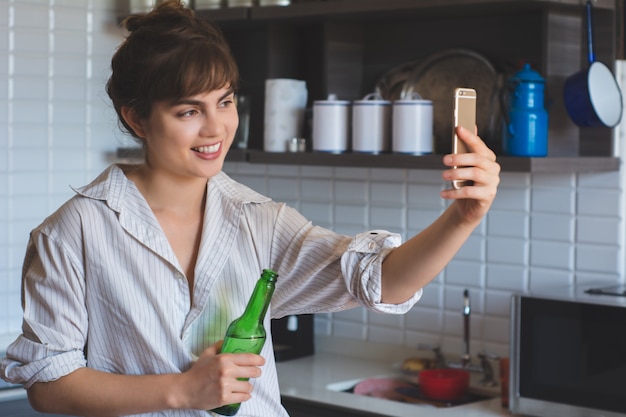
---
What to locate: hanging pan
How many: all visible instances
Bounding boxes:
[563,1,623,128]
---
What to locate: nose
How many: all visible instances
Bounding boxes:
[199,110,225,138]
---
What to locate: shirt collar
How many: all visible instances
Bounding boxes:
[71,164,271,213]
[71,164,131,213]
[207,170,271,205]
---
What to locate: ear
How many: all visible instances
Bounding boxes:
[121,106,147,138]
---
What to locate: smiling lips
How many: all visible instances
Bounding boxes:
[191,142,222,160]
[192,143,220,154]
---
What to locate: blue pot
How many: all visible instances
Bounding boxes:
[563,1,622,128]
[563,61,622,128]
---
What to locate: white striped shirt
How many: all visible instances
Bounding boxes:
[0,164,421,416]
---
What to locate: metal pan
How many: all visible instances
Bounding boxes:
[563,1,622,128]
[400,49,503,154]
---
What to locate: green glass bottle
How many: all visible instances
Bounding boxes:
[210,269,278,416]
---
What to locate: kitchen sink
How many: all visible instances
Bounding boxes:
[326,374,496,408]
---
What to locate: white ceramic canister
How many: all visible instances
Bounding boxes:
[312,95,351,153]
[263,78,308,152]
[352,93,391,154]
[129,0,155,13]
[392,99,433,154]
[196,0,225,9]
[132,0,193,12]
[227,0,253,6]
[259,0,290,5]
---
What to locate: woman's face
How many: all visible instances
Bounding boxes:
[139,86,238,180]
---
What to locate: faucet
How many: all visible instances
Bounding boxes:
[416,289,499,386]
[416,343,447,369]
[462,289,471,367]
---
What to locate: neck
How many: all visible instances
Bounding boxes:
[126,164,209,215]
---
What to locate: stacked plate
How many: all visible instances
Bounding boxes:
[376,49,503,154]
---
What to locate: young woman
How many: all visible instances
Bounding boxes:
[0,1,500,416]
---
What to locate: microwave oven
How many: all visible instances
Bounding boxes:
[510,284,626,417]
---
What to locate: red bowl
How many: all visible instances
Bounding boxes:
[418,369,470,401]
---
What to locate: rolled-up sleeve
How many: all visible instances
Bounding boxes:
[341,230,422,314]
[267,201,422,317]
[1,229,87,388]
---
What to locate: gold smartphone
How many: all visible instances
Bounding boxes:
[452,87,476,189]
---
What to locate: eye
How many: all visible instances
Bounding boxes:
[220,95,235,108]
[178,109,198,118]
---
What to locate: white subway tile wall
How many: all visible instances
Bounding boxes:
[0,0,128,341]
[227,160,625,358]
[1,2,626,362]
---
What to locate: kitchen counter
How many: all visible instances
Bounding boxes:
[276,336,513,417]
[2,336,513,416]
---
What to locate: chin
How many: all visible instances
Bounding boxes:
[201,162,225,179]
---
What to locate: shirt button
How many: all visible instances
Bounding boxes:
[176,272,184,280]
[368,241,376,250]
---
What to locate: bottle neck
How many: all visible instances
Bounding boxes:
[241,270,277,326]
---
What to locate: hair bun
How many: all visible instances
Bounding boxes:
[123,0,192,33]
[123,14,143,33]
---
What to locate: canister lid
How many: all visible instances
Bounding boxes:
[511,63,545,83]
[313,99,351,106]
[353,92,391,105]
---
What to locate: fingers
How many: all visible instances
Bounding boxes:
[184,346,265,410]
[201,341,265,369]
[216,372,255,396]
[210,353,264,408]
[451,126,496,161]
[445,126,498,167]
[441,127,500,198]
[218,353,265,378]
[219,379,254,402]
[211,377,255,410]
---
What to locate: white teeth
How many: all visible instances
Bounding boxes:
[193,143,220,153]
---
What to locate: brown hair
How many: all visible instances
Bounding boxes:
[106,0,239,139]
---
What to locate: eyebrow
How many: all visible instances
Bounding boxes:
[171,88,235,107]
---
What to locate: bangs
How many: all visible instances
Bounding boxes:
[149,42,239,104]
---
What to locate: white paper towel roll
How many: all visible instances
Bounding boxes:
[264,79,308,152]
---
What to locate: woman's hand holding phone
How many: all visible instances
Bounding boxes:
[451,87,476,189]
[442,87,500,224]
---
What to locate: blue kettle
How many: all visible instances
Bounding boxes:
[503,64,548,157]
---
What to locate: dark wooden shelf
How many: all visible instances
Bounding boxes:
[246,150,444,169]
[226,148,248,161]
[194,7,249,22]
[194,0,615,23]
[116,147,620,172]
[496,155,621,173]
[245,150,620,173]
